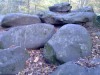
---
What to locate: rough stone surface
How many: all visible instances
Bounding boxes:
[72,6,94,12]
[0,15,5,26]
[1,13,41,27]
[0,46,29,74]
[44,24,92,64]
[40,11,96,25]
[49,2,72,12]
[50,61,100,75]
[51,62,88,75]
[0,23,55,49]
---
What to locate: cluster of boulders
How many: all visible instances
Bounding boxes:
[0,2,99,75]
[38,3,96,27]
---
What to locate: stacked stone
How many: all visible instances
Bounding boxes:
[49,2,72,12]
[39,2,96,27]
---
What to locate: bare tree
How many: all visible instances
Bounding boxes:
[68,0,71,4]
[27,0,30,13]
[78,0,89,8]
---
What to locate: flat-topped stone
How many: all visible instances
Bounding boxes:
[49,2,72,12]
[1,13,41,27]
[0,23,55,49]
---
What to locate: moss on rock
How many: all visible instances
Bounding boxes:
[43,43,58,64]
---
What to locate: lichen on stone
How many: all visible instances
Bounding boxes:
[43,43,58,64]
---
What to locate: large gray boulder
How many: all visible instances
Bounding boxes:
[0,46,29,74]
[51,62,89,75]
[44,24,92,64]
[51,61,100,75]
[40,11,96,26]
[0,23,55,49]
[72,6,94,12]
[49,2,72,12]
[1,13,41,27]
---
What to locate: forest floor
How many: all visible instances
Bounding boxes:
[15,25,100,75]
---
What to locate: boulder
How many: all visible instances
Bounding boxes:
[49,2,72,12]
[0,46,29,74]
[1,13,41,27]
[0,15,5,26]
[40,11,96,26]
[51,61,100,75]
[51,62,88,75]
[72,6,94,12]
[0,23,55,49]
[44,24,92,64]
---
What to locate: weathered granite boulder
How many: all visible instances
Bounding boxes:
[1,13,41,27]
[51,62,89,75]
[50,61,100,75]
[0,46,29,74]
[39,11,96,26]
[72,6,94,12]
[0,23,55,49]
[49,2,72,12]
[44,24,92,64]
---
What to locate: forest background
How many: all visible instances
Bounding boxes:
[0,0,100,15]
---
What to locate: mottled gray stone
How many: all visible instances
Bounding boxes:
[72,6,94,12]
[1,13,41,27]
[0,23,55,49]
[44,24,92,64]
[40,11,96,26]
[0,46,29,74]
[51,61,100,75]
[49,2,72,12]
[51,62,89,75]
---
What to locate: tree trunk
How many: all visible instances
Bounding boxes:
[27,0,30,14]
